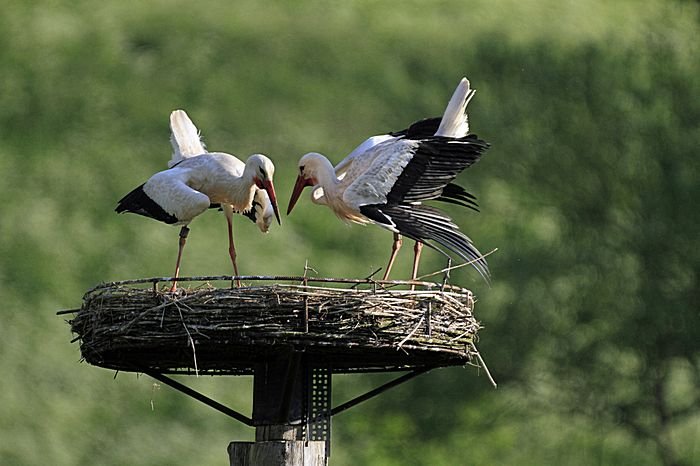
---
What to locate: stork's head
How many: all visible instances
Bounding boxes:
[287,152,331,215]
[247,154,281,225]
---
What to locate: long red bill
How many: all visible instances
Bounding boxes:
[261,179,281,225]
[287,175,313,215]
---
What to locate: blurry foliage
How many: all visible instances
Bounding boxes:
[0,0,698,465]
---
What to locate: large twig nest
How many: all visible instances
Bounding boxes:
[67,276,481,375]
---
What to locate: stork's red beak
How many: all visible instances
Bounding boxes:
[257,178,281,225]
[287,175,314,215]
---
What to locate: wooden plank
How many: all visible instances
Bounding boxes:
[228,440,327,466]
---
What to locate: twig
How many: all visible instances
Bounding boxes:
[469,342,496,388]
[173,301,199,377]
[416,248,499,281]
[351,268,383,289]
[397,315,426,350]
[87,275,471,294]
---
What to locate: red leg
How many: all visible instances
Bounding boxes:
[410,241,424,290]
[382,233,403,281]
[171,226,190,292]
[226,213,241,287]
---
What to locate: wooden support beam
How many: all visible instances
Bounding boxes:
[228,440,326,466]
[229,353,328,465]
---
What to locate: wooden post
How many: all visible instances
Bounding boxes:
[228,352,329,466]
[228,431,326,466]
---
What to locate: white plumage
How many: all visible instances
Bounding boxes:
[287,78,490,283]
[311,78,474,207]
[435,77,474,138]
[116,110,281,290]
[168,109,207,167]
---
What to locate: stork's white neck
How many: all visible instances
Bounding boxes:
[227,163,257,211]
[306,155,339,205]
[191,153,257,212]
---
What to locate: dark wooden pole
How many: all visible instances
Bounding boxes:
[228,352,329,466]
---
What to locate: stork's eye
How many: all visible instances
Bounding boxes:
[299,165,305,174]
[258,167,266,178]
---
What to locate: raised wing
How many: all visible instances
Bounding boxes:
[341,138,419,208]
[334,134,398,180]
[385,135,488,205]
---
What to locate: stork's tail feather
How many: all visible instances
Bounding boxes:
[436,77,474,138]
[360,203,490,283]
[169,109,206,167]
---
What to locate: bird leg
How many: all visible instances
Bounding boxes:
[171,226,190,292]
[410,241,424,290]
[226,213,241,287]
[383,233,403,281]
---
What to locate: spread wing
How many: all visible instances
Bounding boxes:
[341,138,419,208]
[334,134,398,180]
[384,135,488,205]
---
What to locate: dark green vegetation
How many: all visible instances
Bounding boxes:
[1,1,698,464]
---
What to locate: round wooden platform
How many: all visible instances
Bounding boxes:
[68,276,481,375]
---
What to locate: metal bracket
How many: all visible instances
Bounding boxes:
[329,367,431,417]
[307,366,332,452]
[144,370,253,426]
[144,365,434,432]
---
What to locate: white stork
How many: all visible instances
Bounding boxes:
[287,78,489,283]
[116,110,281,290]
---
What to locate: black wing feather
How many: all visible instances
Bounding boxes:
[115,184,179,224]
[361,203,490,282]
[436,183,479,211]
[386,134,488,205]
[362,122,490,282]
[210,202,261,225]
[241,200,262,224]
[389,117,442,140]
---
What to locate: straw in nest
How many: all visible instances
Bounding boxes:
[67,276,483,376]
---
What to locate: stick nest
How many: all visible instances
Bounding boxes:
[68,276,481,375]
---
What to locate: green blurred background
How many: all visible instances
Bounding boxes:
[1,0,698,464]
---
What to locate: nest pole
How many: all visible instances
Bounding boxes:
[229,351,329,466]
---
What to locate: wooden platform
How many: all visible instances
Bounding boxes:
[68,276,481,375]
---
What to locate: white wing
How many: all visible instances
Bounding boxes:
[143,168,211,223]
[342,139,418,208]
[435,77,474,138]
[308,134,397,206]
[334,134,398,180]
[169,109,207,167]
